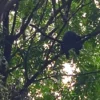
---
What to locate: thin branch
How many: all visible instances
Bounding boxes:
[69,1,92,20]
[44,1,72,29]
[23,38,34,82]
[30,69,100,83]
[11,2,19,35]
[38,0,48,25]
[30,24,62,43]
[8,63,22,73]
[14,1,40,40]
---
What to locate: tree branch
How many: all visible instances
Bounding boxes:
[0,0,19,22]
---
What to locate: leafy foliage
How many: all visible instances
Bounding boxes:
[0,0,100,99]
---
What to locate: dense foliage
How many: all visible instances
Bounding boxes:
[0,0,100,99]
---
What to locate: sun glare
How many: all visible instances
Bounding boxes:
[62,62,80,84]
[94,0,100,9]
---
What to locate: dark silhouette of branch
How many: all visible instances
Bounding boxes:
[30,69,100,83]
[0,0,19,22]
[15,1,40,39]
[30,24,62,43]
[11,2,19,35]
[44,0,72,29]
[81,29,100,43]
[23,38,34,82]
[8,63,22,73]
[60,0,72,22]
[51,0,56,15]
[38,0,48,26]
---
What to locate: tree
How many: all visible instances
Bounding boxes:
[0,0,18,22]
[0,0,100,99]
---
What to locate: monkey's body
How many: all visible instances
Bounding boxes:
[61,31,83,58]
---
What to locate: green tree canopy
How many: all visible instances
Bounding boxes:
[0,0,100,99]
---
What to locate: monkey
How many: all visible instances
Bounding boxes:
[30,24,100,58]
[61,31,82,58]
[61,31,100,58]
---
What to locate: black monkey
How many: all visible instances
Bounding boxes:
[61,31,83,58]
[61,31,100,58]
